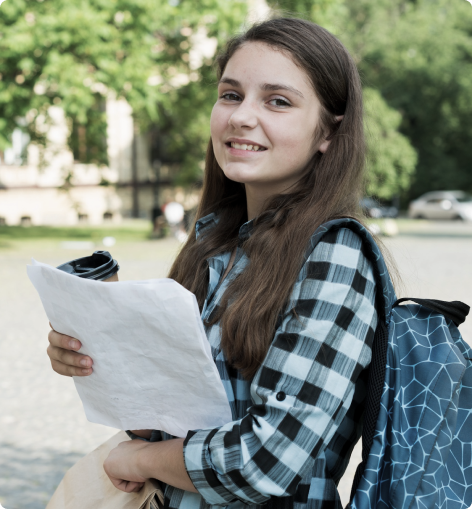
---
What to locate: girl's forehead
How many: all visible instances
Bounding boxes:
[221,42,314,93]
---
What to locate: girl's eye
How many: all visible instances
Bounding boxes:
[269,98,291,107]
[220,92,241,101]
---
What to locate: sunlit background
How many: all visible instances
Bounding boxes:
[1,0,472,507]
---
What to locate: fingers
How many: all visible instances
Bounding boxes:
[48,355,93,377]
[47,342,92,367]
[47,328,93,377]
[112,479,144,493]
[129,430,153,439]
[48,328,82,351]
[47,344,93,376]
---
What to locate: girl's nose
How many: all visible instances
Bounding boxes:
[228,100,258,130]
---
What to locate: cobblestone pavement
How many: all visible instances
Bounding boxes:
[0,221,471,508]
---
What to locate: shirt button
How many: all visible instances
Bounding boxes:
[276,391,286,401]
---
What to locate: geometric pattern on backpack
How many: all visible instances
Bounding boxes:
[311,219,472,509]
[350,303,472,509]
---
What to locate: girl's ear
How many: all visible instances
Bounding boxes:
[319,115,344,153]
[318,139,330,153]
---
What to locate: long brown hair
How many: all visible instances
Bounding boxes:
[169,18,367,379]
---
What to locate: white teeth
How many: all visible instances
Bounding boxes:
[230,142,263,152]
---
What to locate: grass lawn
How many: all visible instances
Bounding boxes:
[0,220,152,242]
[0,220,159,254]
[2,218,470,250]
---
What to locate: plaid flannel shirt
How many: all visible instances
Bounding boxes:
[132,213,378,509]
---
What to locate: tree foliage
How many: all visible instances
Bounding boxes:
[2,0,472,201]
[268,0,472,200]
[0,0,247,170]
[347,0,472,199]
[364,87,417,199]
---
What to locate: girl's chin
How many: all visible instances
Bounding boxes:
[221,166,266,185]
[223,174,261,185]
[222,168,302,195]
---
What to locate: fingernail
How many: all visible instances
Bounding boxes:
[80,359,90,367]
[81,368,92,375]
[69,340,79,349]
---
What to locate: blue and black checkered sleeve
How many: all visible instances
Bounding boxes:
[183,228,378,505]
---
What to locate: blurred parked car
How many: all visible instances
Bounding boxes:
[361,197,398,218]
[408,191,472,220]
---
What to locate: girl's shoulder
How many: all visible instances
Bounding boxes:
[303,218,386,270]
[292,221,380,298]
[303,222,371,272]
[301,218,396,319]
[309,224,365,251]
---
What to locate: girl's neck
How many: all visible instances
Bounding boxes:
[245,183,281,220]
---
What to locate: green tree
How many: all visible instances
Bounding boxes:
[0,0,247,172]
[6,0,470,200]
[348,0,472,199]
[364,87,417,199]
[324,0,472,199]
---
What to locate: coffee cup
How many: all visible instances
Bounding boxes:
[56,250,120,282]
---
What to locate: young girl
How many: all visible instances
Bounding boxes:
[47,18,380,509]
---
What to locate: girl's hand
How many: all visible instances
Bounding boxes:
[47,324,93,377]
[103,440,149,492]
[130,430,153,439]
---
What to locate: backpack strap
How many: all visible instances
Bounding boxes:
[393,298,470,327]
[349,319,389,502]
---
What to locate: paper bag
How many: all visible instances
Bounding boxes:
[46,432,164,509]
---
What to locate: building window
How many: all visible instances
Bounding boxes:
[78,213,89,223]
[20,216,32,226]
[103,211,113,221]
[3,128,30,166]
[70,99,108,165]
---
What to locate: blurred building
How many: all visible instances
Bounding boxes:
[0,99,184,226]
[0,0,268,227]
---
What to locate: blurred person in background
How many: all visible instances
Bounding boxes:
[163,201,188,243]
[46,18,389,509]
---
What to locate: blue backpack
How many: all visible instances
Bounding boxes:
[312,219,472,509]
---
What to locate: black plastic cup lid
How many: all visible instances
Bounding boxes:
[56,250,120,281]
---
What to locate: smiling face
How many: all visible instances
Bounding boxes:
[210,41,330,209]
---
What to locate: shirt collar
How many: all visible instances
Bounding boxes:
[195,212,218,239]
[195,212,255,242]
[237,218,255,242]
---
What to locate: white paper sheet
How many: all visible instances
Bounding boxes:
[27,259,232,437]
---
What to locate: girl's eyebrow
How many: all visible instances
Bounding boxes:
[219,77,304,99]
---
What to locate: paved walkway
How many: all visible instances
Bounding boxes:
[0,222,471,508]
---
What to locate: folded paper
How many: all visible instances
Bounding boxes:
[28,260,232,437]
